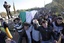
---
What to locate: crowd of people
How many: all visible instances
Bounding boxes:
[0,11,64,43]
[0,1,64,43]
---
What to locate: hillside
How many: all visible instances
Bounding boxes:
[45,0,64,12]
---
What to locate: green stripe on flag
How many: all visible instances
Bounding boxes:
[0,27,5,32]
[19,11,26,23]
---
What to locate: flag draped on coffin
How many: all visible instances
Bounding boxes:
[19,10,37,23]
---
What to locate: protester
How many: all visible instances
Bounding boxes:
[13,18,23,43]
[34,19,57,43]
[61,24,64,43]
[0,18,15,43]
[44,14,52,23]
[31,19,41,43]
[52,17,64,43]
[48,13,53,23]
[52,15,57,22]
[3,1,13,19]
[38,16,44,25]
[43,14,53,27]
[14,18,32,43]
[23,22,32,43]
[1,5,64,43]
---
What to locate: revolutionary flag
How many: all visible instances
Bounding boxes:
[19,10,37,23]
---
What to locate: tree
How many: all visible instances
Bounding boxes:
[45,0,64,12]
[51,6,58,13]
[0,12,6,18]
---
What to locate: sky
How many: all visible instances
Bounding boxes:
[0,0,52,12]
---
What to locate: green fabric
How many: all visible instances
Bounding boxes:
[19,11,26,23]
[0,27,5,32]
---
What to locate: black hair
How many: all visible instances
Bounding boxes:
[44,14,48,17]
[23,22,30,27]
[42,20,47,23]
[4,1,7,3]
[13,18,20,22]
[40,19,47,25]
[57,17,63,20]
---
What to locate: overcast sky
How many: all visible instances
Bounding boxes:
[0,0,52,12]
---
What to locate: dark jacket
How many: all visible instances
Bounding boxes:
[35,26,56,41]
[0,31,6,43]
[52,22,64,41]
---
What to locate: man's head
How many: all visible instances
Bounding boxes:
[44,14,48,19]
[41,19,48,28]
[13,18,21,24]
[4,1,7,4]
[56,17,63,24]
[39,16,43,19]
[23,22,30,30]
[48,12,51,16]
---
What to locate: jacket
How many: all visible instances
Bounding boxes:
[35,26,56,41]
